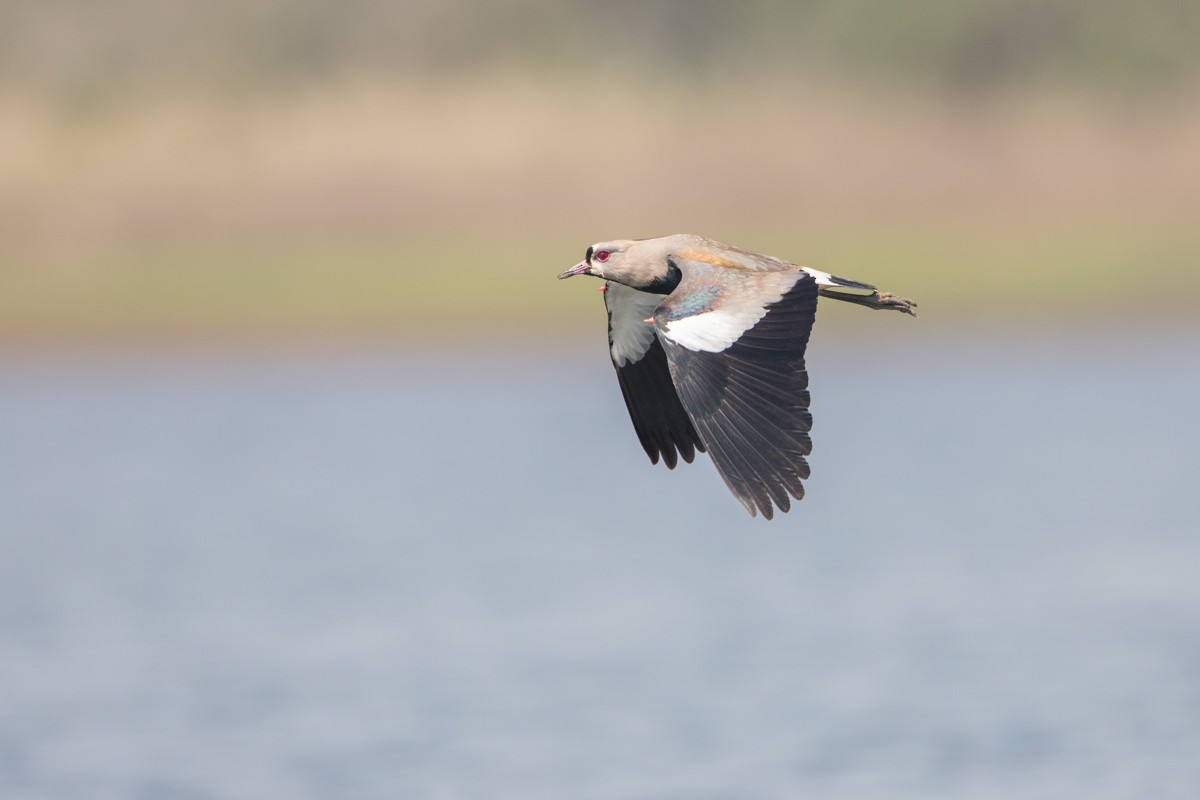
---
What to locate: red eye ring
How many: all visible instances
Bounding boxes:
[594,249,611,262]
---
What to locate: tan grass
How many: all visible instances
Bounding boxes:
[2,78,1198,341]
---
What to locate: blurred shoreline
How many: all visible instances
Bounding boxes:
[3,1,1199,346]
[3,79,1198,346]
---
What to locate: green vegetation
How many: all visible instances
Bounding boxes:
[3,222,1195,341]
[3,0,1198,98]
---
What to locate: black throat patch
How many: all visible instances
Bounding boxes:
[641,257,683,295]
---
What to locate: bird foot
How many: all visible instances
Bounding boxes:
[876,292,919,316]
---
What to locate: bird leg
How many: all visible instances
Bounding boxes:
[818,288,919,316]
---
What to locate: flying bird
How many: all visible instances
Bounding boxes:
[558,233,917,519]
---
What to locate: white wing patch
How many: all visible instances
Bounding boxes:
[657,268,799,354]
[660,306,769,353]
[605,282,662,367]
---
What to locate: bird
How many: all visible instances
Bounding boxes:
[558,233,917,519]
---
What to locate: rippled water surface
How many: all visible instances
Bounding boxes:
[1,327,1198,799]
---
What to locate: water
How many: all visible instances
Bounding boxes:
[1,326,1198,799]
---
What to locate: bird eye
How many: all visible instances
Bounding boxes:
[594,250,611,262]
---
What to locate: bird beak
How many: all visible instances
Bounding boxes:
[557,261,592,279]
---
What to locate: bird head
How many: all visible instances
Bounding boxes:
[557,240,633,282]
[557,236,688,294]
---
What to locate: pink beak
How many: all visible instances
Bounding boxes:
[557,261,592,279]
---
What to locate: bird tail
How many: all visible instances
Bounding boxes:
[817,277,919,317]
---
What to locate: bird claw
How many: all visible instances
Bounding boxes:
[877,293,919,316]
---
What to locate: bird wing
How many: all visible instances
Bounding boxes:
[654,262,819,519]
[604,281,705,469]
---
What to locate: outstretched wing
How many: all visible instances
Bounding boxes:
[604,281,705,469]
[655,265,818,519]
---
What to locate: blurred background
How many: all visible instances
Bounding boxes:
[2,1,1198,798]
[2,0,1199,336]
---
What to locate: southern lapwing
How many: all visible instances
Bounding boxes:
[558,233,917,519]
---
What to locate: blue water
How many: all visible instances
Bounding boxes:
[1,326,1198,799]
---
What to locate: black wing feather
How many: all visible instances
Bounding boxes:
[607,307,705,470]
[661,275,819,519]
